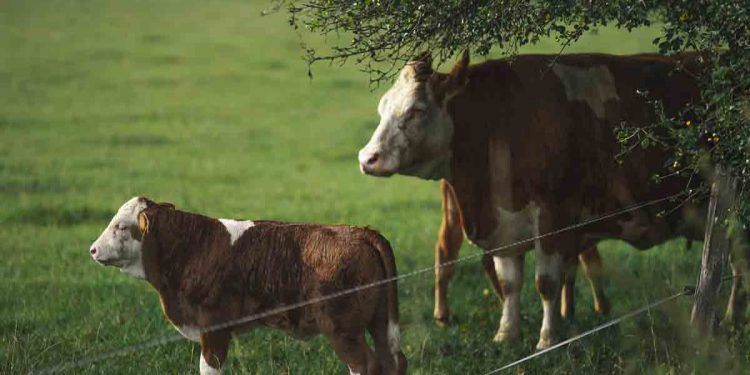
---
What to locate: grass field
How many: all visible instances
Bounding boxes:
[1,1,748,373]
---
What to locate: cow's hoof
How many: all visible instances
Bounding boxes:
[434,317,449,328]
[493,328,520,343]
[720,313,740,331]
[535,333,558,350]
[595,297,611,315]
[434,309,450,328]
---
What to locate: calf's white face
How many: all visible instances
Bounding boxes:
[90,197,148,279]
[358,53,468,180]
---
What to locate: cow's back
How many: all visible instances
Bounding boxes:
[448,53,703,241]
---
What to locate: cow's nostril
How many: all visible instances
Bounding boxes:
[366,153,380,166]
[90,248,97,255]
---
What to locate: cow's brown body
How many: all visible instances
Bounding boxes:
[444,53,712,346]
[445,53,701,247]
[99,200,406,374]
[433,179,611,325]
[359,52,747,347]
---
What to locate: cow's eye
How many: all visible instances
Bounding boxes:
[114,223,126,231]
[405,108,426,121]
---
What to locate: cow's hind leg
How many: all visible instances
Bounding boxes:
[434,180,463,326]
[579,245,611,315]
[492,254,525,342]
[483,253,503,299]
[725,248,749,328]
[560,257,577,320]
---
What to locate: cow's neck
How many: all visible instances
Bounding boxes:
[444,63,522,242]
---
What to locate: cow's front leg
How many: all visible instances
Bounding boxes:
[492,254,525,342]
[534,246,562,350]
[434,180,463,326]
[200,330,231,375]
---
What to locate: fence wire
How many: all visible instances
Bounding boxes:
[34,192,690,374]
[484,289,690,374]
[484,274,739,374]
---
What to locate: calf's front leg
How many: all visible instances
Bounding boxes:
[200,330,231,375]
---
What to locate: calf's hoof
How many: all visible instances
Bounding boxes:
[493,327,520,343]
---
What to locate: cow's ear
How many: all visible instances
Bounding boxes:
[446,50,470,92]
[407,51,434,81]
[434,50,470,103]
[137,211,150,235]
[413,51,433,67]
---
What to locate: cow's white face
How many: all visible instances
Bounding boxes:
[358,53,468,180]
[90,197,147,279]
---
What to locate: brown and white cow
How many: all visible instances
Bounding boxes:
[358,51,747,349]
[434,179,611,328]
[90,197,407,375]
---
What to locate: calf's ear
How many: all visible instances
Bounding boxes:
[138,212,150,235]
[159,202,175,210]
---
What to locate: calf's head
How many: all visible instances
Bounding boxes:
[358,51,469,180]
[89,197,169,279]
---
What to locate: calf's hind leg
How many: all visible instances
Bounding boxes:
[325,332,379,375]
[368,307,406,375]
[199,330,231,375]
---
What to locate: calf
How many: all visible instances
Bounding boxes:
[89,197,407,375]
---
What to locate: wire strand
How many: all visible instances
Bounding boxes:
[34,191,690,374]
[483,290,690,374]
[482,274,740,374]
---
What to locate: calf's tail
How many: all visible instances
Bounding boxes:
[367,231,407,374]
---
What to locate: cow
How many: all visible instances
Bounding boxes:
[89,197,407,375]
[434,179,611,327]
[357,51,747,349]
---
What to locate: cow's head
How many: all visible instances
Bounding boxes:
[89,197,154,279]
[358,51,469,180]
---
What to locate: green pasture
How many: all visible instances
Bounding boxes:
[1,1,747,373]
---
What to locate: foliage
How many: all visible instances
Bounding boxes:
[1,1,748,373]
[288,0,750,224]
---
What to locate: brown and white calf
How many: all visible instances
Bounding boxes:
[89,197,407,375]
[358,51,748,349]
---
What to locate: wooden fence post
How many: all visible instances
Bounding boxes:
[691,166,736,335]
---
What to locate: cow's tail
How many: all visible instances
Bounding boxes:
[367,231,407,374]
